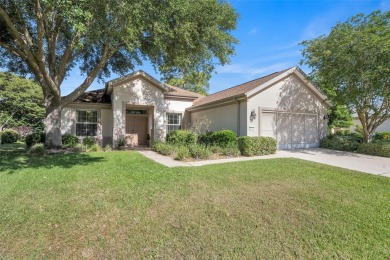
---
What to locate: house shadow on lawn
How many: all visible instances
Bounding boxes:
[0,144,105,174]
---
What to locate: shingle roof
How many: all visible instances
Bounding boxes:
[74,89,111,104]
[192,68,291,108]
[164,84,204,99]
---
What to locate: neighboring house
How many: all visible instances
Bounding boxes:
[61,66,330,149]
[351,115,390,133]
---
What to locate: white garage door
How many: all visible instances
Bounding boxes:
[260,111,319,149]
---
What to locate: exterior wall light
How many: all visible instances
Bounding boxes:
[250,109,256,122]
[323,114,330,120]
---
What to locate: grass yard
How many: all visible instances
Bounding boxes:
[0,143,389,259]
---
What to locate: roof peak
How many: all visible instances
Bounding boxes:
[209,67,295,97]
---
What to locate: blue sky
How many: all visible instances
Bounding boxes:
[60,0,390,95]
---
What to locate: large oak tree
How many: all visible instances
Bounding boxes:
[0,0,238,148]
[300,11,390,142]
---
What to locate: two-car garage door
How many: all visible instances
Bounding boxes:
[260,111,320,149]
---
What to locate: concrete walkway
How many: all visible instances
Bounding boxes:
[137,148,390,177]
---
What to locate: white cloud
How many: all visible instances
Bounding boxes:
[248,28,257,35]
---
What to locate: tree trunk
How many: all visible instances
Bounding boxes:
[45,104,63,148]
[362,130,370,143]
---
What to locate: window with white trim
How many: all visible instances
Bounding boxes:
[76,110,98,136]
[166,113,182,133]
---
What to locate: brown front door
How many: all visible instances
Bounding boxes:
[126,115,148,146]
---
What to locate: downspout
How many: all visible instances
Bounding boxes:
[236,99,240,136]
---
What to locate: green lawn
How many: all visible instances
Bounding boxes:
[1,143,389,259]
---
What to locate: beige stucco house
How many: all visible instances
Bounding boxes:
[61,66,330,149]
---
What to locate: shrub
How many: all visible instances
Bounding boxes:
[104,144,112,152]
[198,131,214,145]
[166,130,197,145]
[82,137,96,147]
[72,144,87,153]
[88,144,100,152]
[320,135,360,151]
[199,130,237,147]
[62,134,79,148]
[221,145,241,157]
[153,142,177,156]
[115,137,126,148]
[0,129,19,144]
[373,132,390,142]
[25,132,45,147]
[357,143,390,158]
[237,136,277,156]
[175,146,190,160]
[26,143,46,157]
[188,144,212,160]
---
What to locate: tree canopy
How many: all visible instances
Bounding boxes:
[0,72,45,130]
[327,105,353,129]
[0,0,238,147]
[300,10,390,142]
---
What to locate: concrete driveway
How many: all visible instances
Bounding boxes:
[278,148,390,177]
[139,148,390,177]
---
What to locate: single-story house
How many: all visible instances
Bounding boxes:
[351,115,390,133]
[61,66,330,149]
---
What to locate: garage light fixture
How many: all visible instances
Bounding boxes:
[323,114,330,120]
[250,109,256,122]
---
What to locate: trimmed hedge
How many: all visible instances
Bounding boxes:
[357,143,390,158]
[199,130,237,147]
[25,132,45,147]
[166,130,197,145]
[237,136,277,156]
[0,129,19,144]
[62,134,79,148]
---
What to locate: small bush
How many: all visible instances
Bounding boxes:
[153,142,177,156]
[373,132,390,142]
[88,144,100,152]
[221,145,241,157]
[199,130,237,147]
[73,144,88,153]
[26,143,46,157]
[25,132,45,147]
[198,131,213,145]
[188,144,212,160]
[237,136,277,156]
[320,135,360,151]
[62,134,79,148]
[357,143,390,158]
[166,130,197,145]
[1,129,20,144]
[82,137,96,147]
[115,138,126,148]
[175,146,190,160]
[104,144,112,152]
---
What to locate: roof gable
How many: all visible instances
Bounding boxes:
[191,68,291,108]
[189,66,330,109]
[105,70,203,100]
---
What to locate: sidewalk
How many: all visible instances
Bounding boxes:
[137,149,390,177]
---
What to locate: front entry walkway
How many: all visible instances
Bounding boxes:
[138,148,390,177]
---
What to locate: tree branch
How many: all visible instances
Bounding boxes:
[0,6,38,68]
[55,31,82,86]
[61,45,116,105]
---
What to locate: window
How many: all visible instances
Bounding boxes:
[166,113,182,133]
[76,110,98,136]
[126,109,147,115]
